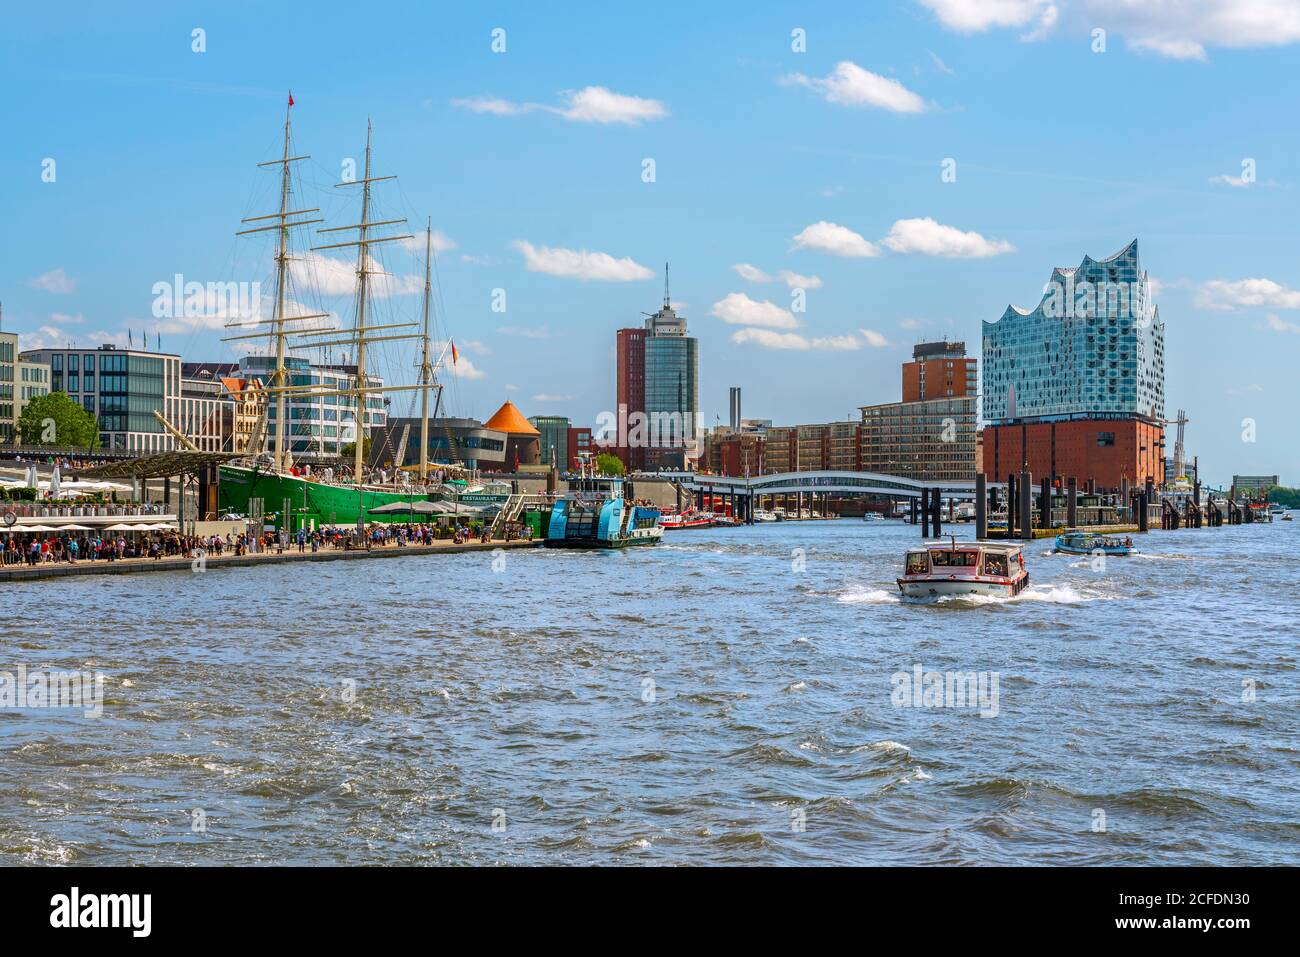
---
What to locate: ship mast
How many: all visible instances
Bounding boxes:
[419,218,434,483]
[310,119,413,486]
[224,95,328,474]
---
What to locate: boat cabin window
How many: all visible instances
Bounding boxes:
[905,551,929,574]
[982,552,1008,576]
[931,550,977,567]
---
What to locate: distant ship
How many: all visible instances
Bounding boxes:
[544,455,663,549]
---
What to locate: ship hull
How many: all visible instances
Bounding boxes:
[218,465,431,529]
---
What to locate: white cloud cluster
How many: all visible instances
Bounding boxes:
[918,0,1300,61]
[731,263,824,288]
[453,86,668,125]
[881,217,1016,258]
[28,267,77,294]
[1197,278,1300,310]
[792,218,1013,259]
[792,221,881,258]
[710,292,800,329]
[513,240,653,281]
[782,61,927,113]
[730,328,863,351]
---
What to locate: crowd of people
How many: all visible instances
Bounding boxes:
[3,520,534,567]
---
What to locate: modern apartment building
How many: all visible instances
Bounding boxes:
[1,332,51,444]
[178,374,234,452]
[528,414,571,468]
[981,239,1167,489]
[614,270,700,471]
[21,344,182,452]
[860,395,978,481]
[902,340,977,403]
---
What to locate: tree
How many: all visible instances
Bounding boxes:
[339,436,372,462]
[17,392,100,448]
[595,452,626,476]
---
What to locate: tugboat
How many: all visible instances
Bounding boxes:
[544,455,663,549]
[897,538,1029,598]
[1053,529,1135,556]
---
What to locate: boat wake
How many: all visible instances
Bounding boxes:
[837,581,1102,607]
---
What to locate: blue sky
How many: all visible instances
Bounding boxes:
[4,1,1299,485]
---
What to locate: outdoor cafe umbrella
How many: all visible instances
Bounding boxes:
[47,466,61,499]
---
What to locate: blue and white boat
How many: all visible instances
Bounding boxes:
[1054,529,1136,556]
[544,456,663,550]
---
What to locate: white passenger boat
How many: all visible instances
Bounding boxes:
[754,508,779,522]
[897,539,1029,599]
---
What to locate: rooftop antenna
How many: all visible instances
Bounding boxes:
[663,261,670,309]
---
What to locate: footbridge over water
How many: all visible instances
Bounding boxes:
[648,470,1005,522]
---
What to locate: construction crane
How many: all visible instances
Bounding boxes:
[1161,409,1190,483]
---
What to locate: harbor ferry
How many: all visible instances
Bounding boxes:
[544,456,663,549]
[1054,529,1136,556]
[898,538,1029,599]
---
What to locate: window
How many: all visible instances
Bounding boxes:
[1097,431,1115,447]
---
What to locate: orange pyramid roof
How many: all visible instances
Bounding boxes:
[484,400,540,435]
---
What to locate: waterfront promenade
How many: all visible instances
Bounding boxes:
[0,536,542,582]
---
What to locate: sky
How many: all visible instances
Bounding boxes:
[3,0,1299,486]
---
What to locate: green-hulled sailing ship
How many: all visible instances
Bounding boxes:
[217,102,453,530]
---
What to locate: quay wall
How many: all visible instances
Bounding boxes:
[0,539,542,583]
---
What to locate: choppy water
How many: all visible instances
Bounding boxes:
[2,517,1298,865]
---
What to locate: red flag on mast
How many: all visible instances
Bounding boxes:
[450,341,459,364]
[288,91,295,107]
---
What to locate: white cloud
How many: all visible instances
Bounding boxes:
[782,61,927,113]
[556,86,668,124]
[919,0,1300,60]
[1264,313,1300,333]
[513,240,653,281]
[452,86,668,125]
[28,268,77,294]
[881,217,1015,258]
[918,0,1056,32]
[444,341,486,379]
[290,250,420,298]
[497,325,553,339]
[928,50,957,74]
[48,311,85,325]
[731,328,862,351]
[900,317,926,330]
[1197,278,1300,310]
[710,292,801,329]
[792,221,881,258]
[532,393,575,402]
[450,95,529,116]
[859,328,891,347]
[732,263,824,289]
[459,339,491,355]
[732,263,773,283]
[399,229,458,255]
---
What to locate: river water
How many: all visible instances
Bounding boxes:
[2,517,1297,865]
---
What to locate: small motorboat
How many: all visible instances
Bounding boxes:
[1054,529,1135,556]
[658,510,714,530]
[753,508,779,523]
[863,511,885,522]
[897,538,1029,599]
